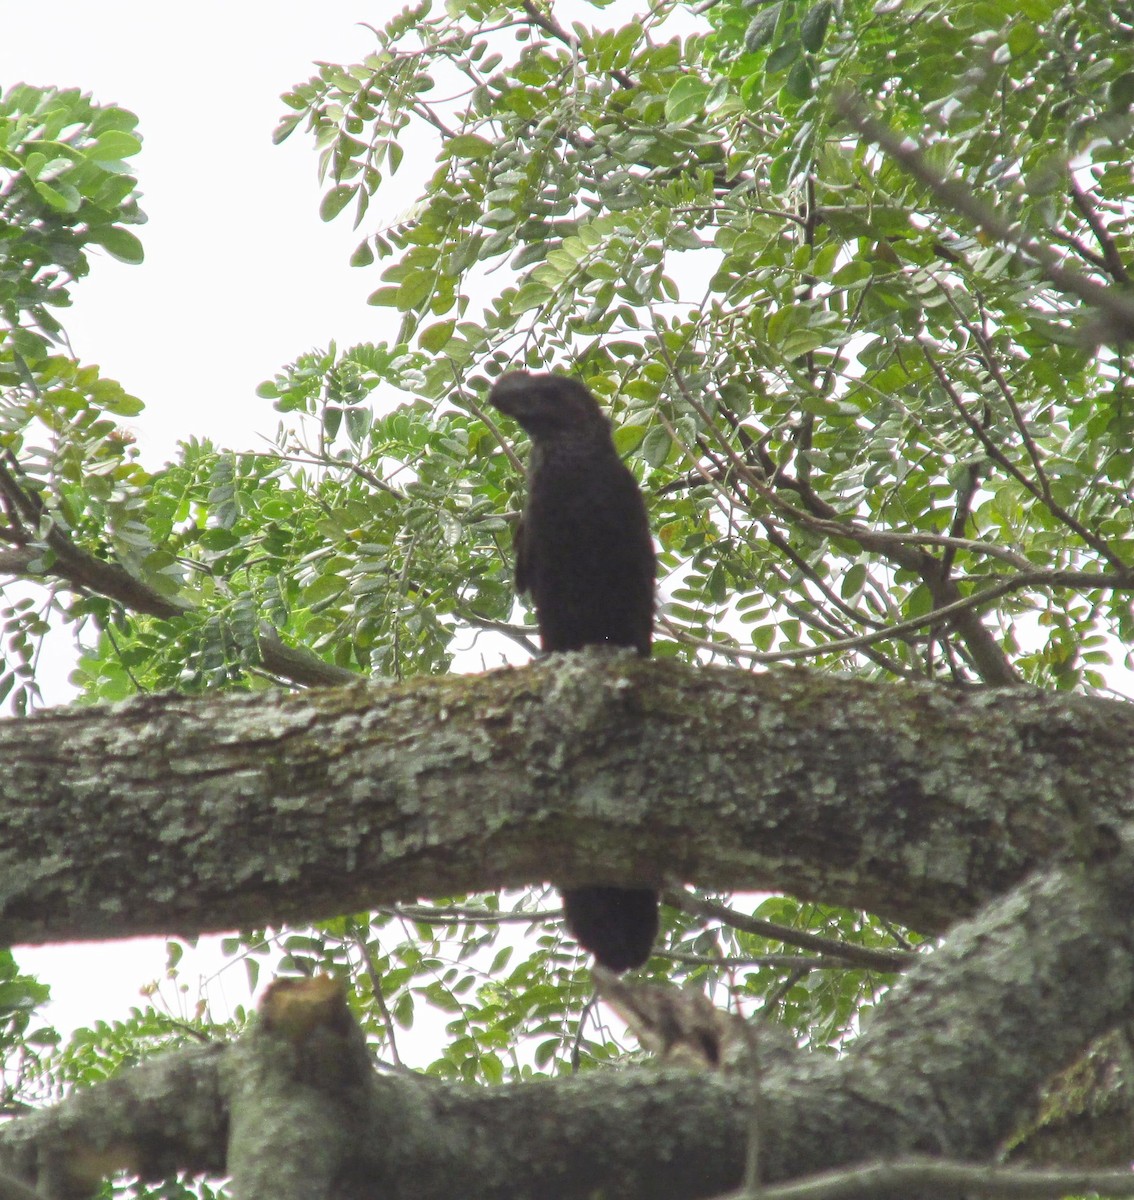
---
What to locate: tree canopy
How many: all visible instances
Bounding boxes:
[1,1,1133,1197]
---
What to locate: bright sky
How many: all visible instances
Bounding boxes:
[4,3,390,462]
[3,3,421,1036]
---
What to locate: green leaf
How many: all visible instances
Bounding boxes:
[443,134,494,160]
[346,405,371,444]
[89,130,143,162]
[420,320,456,352]
[351,239,376,267]
[320,184,358,221]
[87,225,145,264]
[766,40,800,74]
[198,529,240,552]
[613,423,647,456]
[33,179,81,213]
[665,76,711,123]
[784,59,813,100]
[1110,72,1134,111]
[9,328,50,364]
[103,390,144,417]
[640,425,672,467]
[368,286,401,307]
[23,150,47,181]
[800,1,833,52]
[397,274,434,311]
[323,404,343,441]
[745,3,782,52]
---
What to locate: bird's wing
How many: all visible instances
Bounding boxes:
[512,516,530,595]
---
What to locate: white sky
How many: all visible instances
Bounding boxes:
[4,3,390,463]
[3,3,422,1037]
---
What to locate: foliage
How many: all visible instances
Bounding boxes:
[267,0,1134,692]
[0,82,146,712]
[1,0,1133,1169]
[0,949,55,1114]
[0,82,145,357]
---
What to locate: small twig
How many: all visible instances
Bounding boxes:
[520,0,635,89]
[452,606,541,657]
[458,389,527,476]
[922,342,1127,571]
[718,1156,1134,1200]
[946,296,1055,505]
[760,968,809,1017]
[661,950,859,972]
[655,365,1018,684]
[388,903,561,925]
[349,923,403,1068]
[938,461,982,581]
[662,564,1133,667]
[655,350,1036,577]
[665,892,912,973]
[741,1015,773,1194]
[1069,176,1130,284]
[572,991,601,1073]
[262,443,406,500]
[104,623,145,693]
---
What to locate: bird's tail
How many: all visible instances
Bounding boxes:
[562,886,659,972]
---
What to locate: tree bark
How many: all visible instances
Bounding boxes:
[0,651,1131,944]
[2,855,1133,1199]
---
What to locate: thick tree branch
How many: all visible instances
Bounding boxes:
[3,857,1134,1198]
[0,1043,226,1196]
[0,652,1131,945]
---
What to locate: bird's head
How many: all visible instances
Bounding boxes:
[488,371,612,443]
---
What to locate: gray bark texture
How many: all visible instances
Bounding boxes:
[0,652,1133,1197]
[1,858,1132,1199]
[0,651,1130,943]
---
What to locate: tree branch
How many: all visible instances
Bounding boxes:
[656,361,1024,684]
[922,342,1127,572]
[0,453,361,692]
[719,1158,1134,1200]
[3,857,1134,1197]
[836,91,1134,345]
[1,652,1132,945]
[666,891,912,973]
[661,565,1134,669]
[520,0,636,90]
[0,453,191,621]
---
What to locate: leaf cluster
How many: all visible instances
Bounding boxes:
[0,83,145,357]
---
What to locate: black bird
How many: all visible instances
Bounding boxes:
[489,370,658,972]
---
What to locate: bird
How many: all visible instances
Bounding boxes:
[489,370,659,972]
